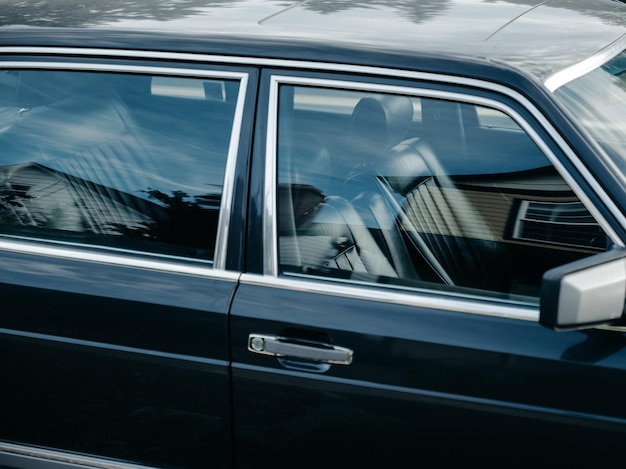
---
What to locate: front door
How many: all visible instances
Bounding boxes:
[231,71,626,467]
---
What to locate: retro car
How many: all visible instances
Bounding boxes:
[1,0,626,468]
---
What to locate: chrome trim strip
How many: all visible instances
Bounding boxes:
[264,77,280,275]
[545,34,626,91]
[0,327,228,366]
[0,46,477,81]
[214,73,249,270]
[0,237,240,281]
[0,60,249,78]
[241,273,538,321]
[0,442,159,469]
[0,45,584,93]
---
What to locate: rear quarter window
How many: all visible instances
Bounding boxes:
[0,69,241,262]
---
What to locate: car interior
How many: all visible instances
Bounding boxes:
[278,85,609,301]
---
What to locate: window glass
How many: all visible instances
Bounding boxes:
[277,84,610,303]
[0,70,240,261]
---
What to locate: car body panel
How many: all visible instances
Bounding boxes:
[230,277,626,467]
[228,62,626,466]
[0,248,235,468]
[0,1,624,468]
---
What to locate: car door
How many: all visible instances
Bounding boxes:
[230,69,626,468]
[0,59,256,469]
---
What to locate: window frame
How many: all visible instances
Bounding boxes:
[261,72,623,320]
[0,58,251,275]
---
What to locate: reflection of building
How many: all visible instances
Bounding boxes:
[0,162,162,236]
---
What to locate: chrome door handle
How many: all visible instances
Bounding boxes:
[248,334,353,365]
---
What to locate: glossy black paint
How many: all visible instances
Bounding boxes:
[0,249,234,468]
[231,283,626,467]
[0,1,624,469]
[245,69,272,276]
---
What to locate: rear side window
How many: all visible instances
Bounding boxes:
[0,70,241,262]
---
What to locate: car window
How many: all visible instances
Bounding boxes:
[0,70,240,262]
[276,84,610,303]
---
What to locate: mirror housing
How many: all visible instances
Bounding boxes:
[540,249,626,331]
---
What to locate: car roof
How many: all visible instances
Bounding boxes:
[0,0,625,84]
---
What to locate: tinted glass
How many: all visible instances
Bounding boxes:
[0,70,240,261]
[277,85,609,303]
[556,49,626,183]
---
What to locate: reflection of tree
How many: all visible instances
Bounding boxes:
[0,166,219,260]
[483,0,626,28]
[301,0,626,29]
[299,0,449,23]
[0,0,236,27]
[113,189,219,260]
[1,0,623,30]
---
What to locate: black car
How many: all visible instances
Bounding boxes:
[1,0,626,468]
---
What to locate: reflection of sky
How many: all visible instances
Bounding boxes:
[0,94,228,203]
[556,59,626,177]
[259,1,527,44]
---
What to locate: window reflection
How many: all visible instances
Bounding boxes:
[0,70,239,261]
[556,50,626,177]
[278,85,608,301]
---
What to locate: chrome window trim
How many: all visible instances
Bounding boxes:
[0,60,248,275]
[263,75,624,322]
[0,236,240,281]
[264,77,280,275]
[545,33,626,92]
[0,441,159,469]
[215,72,248,270]
[241,273,538,321]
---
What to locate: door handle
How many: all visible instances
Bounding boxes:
[247,333,353,365]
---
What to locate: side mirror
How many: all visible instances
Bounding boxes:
[540,249,626,331]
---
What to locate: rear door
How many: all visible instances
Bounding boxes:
[0,57,255,469]
[230,69,626,468]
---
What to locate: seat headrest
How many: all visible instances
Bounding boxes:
[348,94,414,163]
[375,138,435,194]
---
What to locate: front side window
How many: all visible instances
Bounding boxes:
[276,84,610,303]
[0,69,241,261]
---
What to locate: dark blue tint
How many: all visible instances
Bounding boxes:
[0,70,239,261]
